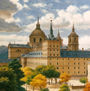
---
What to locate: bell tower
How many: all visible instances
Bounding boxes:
[68,24,79,51]
[29,17,47,50]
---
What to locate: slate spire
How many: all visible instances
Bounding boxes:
[49,20,55,40]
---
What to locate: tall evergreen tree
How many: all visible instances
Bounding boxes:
[8,59,24,89]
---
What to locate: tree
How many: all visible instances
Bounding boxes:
[35,65,46,73]
[35,65,60,84]
[53,71,60,84]
[59,84,70,91]
[80,77,87,84]
[60,73,71,84]
[0,66,18,91]
[21,67,34,72]
[21,67,33,91]
[84,83,90,91]
[30,74,47,91]
[8,59,24,89]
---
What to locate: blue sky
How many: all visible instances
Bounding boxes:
[0,0,90,49]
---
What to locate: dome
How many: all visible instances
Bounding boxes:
[68,24,78,37]
[29,19,46,38]
[30,28,46,37]
[68,32,78,37]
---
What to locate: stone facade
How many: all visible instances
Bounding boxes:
[88,62,90,82]
[8,19,90,79]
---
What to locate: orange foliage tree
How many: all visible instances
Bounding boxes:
[84,83,90,91]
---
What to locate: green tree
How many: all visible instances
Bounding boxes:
[8,59,24,89]
[53,71,60,84]
[35,65,60,84]
[35,65,46,73]
[0,66,18,91]
[80,77,87,84]
[59,84,70,91]
[43,65,60,84]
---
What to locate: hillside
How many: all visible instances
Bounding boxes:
[0,46,8,59]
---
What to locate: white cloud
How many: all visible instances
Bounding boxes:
[0,0,21,32]
[41,9,48,13]
[33,3,47,7]
[66,5,79,14]
[56,5,90,30]
[24,0,29,3]
[0,34,28,46]
[10,0,23,10]
[79,35,90,49]
[27,15,35,20]
[5,12,21,23]
[24,4,30,9]
[25,5,90,32]
[80,5,89,10]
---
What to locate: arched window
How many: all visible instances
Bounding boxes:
[69,38,71,43]
[39,38,42,42]
[74,38,76,42]
[33,38,36,43]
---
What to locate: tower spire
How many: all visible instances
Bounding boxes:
[58,29,60,36]
[50,19,53,35]
[49,19,54,40]
[72,24,75,32]
[36,16,40,29]
[37,16,39,24]
[57,29,61,40]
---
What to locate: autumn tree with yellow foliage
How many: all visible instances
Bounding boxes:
[21,67,33,82]
[60,73,71,84]
[21,67,33,90]
[30,74,47,91]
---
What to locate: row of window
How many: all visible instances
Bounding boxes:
[50,62,86,65]
[49,54,59,56]
[33,38,42,43]
[60,67,86,69]
[49,49,59,51]
[16,49,29,53]
[49,45,59,47]
[49,58,89,60]
[61,71,86,74]
[69,38,77,43]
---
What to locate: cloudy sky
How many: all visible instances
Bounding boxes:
[0,0,90,49]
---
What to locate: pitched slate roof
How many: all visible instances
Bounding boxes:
[60,50,90,58]
[22,51,42,58]
[9,44,30,48]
